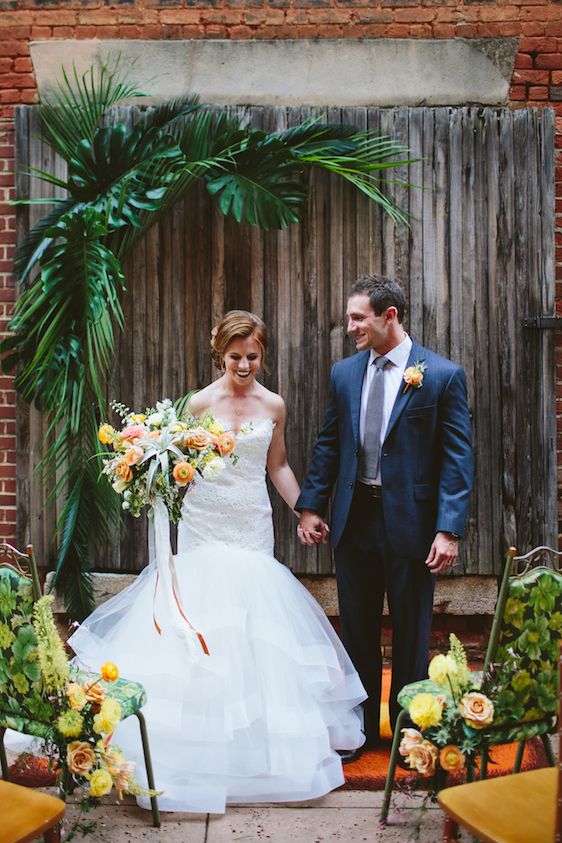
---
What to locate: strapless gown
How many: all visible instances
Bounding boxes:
[68,419,366,813]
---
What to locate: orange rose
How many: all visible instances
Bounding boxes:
[215,432,235,457]
[182,430,211,450]
[100,662,119,683]
[124,446,143,466]
[115,460,133,484]
[459,692,494,729]
[67,741,96,776]
[406,740,438,776]
[173,461,196,486]
[66,682,87,711]
[83,681,106,707]
[148,430,161,440]
[439,745,465,772]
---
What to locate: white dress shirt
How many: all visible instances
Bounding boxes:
[359,334,412,485]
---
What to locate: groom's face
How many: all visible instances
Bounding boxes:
[346,294,389,352]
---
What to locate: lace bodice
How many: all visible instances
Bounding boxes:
[177,418,275,554]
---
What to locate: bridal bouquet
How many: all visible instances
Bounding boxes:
[99,398,236,524]
[31,596,157,807]
[399,634,495,782]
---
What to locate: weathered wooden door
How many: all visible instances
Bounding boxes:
[15,105,556,577]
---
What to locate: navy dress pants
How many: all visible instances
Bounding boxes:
[334,484,435,742]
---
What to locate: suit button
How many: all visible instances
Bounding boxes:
[348,482,354,489]
[354,449,358,457]
[382,452,388,457]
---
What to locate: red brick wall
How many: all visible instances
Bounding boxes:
[1,0,561,547]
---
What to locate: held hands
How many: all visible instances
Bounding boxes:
[424,531,459,574]
[297,510,330,546]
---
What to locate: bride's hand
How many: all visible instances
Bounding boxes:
[297,512,330,546]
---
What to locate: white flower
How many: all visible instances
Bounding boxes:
[122,501,130,510]
[112,479,129,493]
[146,412,163,427]
[202,457,226,480]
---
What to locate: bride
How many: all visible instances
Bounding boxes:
[68,310,366,814]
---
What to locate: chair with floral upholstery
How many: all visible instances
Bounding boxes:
[380,546,562,823]
[0,543,160,828]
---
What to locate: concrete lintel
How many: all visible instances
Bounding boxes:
[47,571,497,617]
[30,38,517,108]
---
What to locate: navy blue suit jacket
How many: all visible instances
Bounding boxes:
[296,340,473,559]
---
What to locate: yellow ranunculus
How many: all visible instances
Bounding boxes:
[409,693,443,729]
[428,654,450,685]
[93,698,122,735]
[89,767,114,798]
[98,424,115,445]
[100,662,119,682]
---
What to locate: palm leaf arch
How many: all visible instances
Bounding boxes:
[3,60,415,619]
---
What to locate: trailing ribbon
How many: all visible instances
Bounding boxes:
[148,497,209,656]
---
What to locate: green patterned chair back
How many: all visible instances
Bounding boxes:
[492,548,562,730]
[0,560,55,738]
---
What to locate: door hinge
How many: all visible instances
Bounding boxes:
[523,316,562,329]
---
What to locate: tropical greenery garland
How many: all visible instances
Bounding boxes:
[2,60,414,619]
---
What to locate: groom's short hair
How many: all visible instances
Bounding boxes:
[350,275,406,323]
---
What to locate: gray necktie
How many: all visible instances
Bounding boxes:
[361,355,389,482]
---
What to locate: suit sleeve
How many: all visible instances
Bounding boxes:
[295,367,341,516]
[435,366,473,537]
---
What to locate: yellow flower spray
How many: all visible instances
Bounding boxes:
[32,595,69,692]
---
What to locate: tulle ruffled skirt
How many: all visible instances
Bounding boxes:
[68,543,366,813]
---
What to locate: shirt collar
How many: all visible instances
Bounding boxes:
[369,333,412,368]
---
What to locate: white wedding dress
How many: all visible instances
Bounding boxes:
[68,419,366,813]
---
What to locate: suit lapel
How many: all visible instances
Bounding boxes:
[384,340,426,443]
[350,352,370,446]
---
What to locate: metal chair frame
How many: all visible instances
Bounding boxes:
[0,543,160,828]
[381,546,562,823]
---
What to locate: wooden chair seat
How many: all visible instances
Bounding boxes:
[0,778,65,843]
[437,767,557,843]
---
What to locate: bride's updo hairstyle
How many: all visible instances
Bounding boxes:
[211,310,269,373]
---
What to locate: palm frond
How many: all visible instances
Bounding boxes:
[12,198,77,285]
[40,58,147,163]
[144,93,201,129]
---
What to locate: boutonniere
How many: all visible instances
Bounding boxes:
[403,360,427,393]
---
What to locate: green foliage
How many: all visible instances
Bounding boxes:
[3,59,414,618]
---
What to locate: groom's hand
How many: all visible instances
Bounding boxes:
[424,531,459,574]
[297,510,330,545]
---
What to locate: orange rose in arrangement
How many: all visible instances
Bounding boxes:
[83,681,106,707]
[216,432,235,457]
[67,741,96,776]
[406,740,438,775]
[100,662,119,683]
[115,460,133,484]
[182,429,211,450]
[439,745,465,772]
[124,446,143,466]
[148,430,161,440]
[173,462,196,486]
[459,692,494,729]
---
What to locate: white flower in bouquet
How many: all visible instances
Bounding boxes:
[203,456,226,480]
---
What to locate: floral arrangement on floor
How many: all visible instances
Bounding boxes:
[32,595,156,806]
[399,634,495,782]
[99,398,236,524]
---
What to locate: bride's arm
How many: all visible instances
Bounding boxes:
[266,399,301,513]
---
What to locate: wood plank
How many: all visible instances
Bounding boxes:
[538,108,557,548]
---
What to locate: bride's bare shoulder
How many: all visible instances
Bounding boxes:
[257,384,285,422]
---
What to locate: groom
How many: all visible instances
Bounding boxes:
[296,275,473,758]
